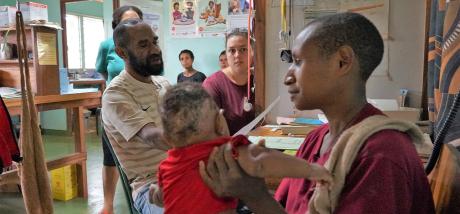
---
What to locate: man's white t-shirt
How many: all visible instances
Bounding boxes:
[102,70,170,200]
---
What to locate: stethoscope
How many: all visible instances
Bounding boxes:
[243,0,253,112]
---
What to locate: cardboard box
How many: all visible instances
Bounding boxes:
[0,6,16,27]
[383,107,421,122]
[368,99,421,122]
[19,2,48,23]
[51,165,77,201]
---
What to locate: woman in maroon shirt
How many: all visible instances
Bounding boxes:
[203,28,255,135]
[199,13,435,214]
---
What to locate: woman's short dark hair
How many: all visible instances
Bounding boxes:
[219,50,226,57]
[112,5,143,29]
[179,49,195,61]
[173,2,179,8]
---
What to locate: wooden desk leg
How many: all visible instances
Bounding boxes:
[73,106,88,198]
[66,109,73,133]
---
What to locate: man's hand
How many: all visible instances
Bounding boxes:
[149,184,164,207]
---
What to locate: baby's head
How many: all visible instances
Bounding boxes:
[160,82,229,148]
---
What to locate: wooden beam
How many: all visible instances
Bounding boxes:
[60,0,89,68]
[46,153,87,170]
[254,0,266,110]
[113,0,120,10]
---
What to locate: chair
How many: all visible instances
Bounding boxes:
[102,131,140,214]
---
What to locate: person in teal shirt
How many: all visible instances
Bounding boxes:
[95,5,143,214]
[96,37,125,84]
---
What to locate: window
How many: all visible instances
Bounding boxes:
[66,14,104,70]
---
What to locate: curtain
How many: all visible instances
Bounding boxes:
[427,0,460,145]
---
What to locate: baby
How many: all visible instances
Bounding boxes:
[153,83,332,213]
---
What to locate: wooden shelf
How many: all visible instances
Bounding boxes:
[0,59,33,64]
[0,25,60,95]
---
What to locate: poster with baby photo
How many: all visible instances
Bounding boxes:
[171,0,198,38]
[197,0,228,37]
[228,0,250,15]
[227,0,253,31]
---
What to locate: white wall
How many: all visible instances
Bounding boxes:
[264,0,426,123]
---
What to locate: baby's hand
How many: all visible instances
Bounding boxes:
[308,163,333,189]
[149,184,164,207]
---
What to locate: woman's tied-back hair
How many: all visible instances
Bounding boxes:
[226,28,255,48]
[306,12,384,81]
[160,82,217,144]
[112,5,143,29]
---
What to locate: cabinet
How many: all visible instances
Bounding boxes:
[0,25,60,95]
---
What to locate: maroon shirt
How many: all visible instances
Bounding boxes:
[203,71,255,135]
[274,104,435,214]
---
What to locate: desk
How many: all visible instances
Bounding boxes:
[4,91,102,198]
[249,126,308,191]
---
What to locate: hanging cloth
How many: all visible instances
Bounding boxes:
[16,10,54,214]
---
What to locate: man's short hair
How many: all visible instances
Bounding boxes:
[160,82,217,144]
[179,49,195,61]
[113,18,144,49]
[308,12,384,80]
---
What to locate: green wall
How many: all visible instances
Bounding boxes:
[66,1,103,18]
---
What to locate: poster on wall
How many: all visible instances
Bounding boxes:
[303,0,339,26]
[120,0,164,48]
[171,0,198,38]
[197,0,228,37]
[227,0,252,31]
[339,0,389,76]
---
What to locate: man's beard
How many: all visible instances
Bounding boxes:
[127,50,164,76]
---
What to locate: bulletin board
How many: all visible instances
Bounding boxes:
[120,0,164,49]
[169,0,253,38]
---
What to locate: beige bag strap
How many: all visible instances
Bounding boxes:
[309,115,426,214]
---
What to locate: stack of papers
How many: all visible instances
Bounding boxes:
[0,87,21,99]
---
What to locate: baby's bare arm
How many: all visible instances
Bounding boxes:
[237,145,333,185]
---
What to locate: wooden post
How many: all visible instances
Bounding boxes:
[74,106,87,198]
[254,0,266,110]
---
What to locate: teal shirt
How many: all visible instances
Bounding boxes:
[95,37,125,84]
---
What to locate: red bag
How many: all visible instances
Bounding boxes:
[0,95,21,174]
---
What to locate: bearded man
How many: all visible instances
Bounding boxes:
[102,18,169,214]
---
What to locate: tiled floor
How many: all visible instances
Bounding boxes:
[0,123,129,214]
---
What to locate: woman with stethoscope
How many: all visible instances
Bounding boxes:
[203,28,255,135]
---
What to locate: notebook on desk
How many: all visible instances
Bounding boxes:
[248,136,305,150]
